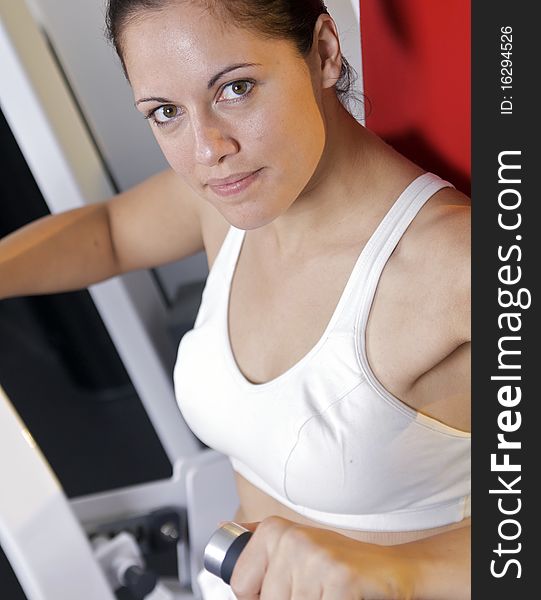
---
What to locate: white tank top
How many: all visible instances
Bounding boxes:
[174,172,471,532]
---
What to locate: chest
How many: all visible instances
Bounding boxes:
[228,242,359,381]
[227,235,468,429]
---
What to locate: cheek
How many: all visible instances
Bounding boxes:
[156,135,194,176]
[262,97,326,181]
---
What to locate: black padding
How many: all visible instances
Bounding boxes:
[220,531,253,585]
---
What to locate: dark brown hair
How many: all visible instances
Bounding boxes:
[105,0,357,108]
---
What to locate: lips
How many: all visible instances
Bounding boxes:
[207,170,259,186]
[206,168,263,197]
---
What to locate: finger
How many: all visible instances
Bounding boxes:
[234,521,261,533]
[230,517,291,599]
[216,520,259,530]
[321,585,361,600]
[259,544,292,600]
[288,550,325,600]
[320,573,363,600]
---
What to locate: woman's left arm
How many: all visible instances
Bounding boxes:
[230,516,470,600]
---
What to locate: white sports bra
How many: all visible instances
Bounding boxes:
[174,172,471,532]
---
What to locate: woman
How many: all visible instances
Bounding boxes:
[0,0,471,598]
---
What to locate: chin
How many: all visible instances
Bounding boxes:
[210,193,289,232]
[222,209,277,231]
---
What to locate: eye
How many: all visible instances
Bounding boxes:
[218,80,255,102]
[147,104,182,126]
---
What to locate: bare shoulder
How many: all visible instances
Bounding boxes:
[106,168,231,272]
[400,186,471,344]
[106,168,204,271]
[405,186,470,257]
[373,185,471,428]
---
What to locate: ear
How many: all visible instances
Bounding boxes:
[311,14,344,90]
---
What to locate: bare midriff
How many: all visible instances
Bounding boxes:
[232,471,470,546]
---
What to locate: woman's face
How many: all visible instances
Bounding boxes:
[122,2,327,229]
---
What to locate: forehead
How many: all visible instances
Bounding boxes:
[122,2,299,94]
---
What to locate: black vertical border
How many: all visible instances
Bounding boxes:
[472,1,538,597]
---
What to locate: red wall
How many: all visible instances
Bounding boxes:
[359,0,471,194]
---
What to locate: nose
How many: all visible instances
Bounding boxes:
[191,114,239,167]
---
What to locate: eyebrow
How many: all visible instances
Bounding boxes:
[206,62,260,89]
[135,62,261,106]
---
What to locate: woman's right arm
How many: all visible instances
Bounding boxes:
[0,168,205,300]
